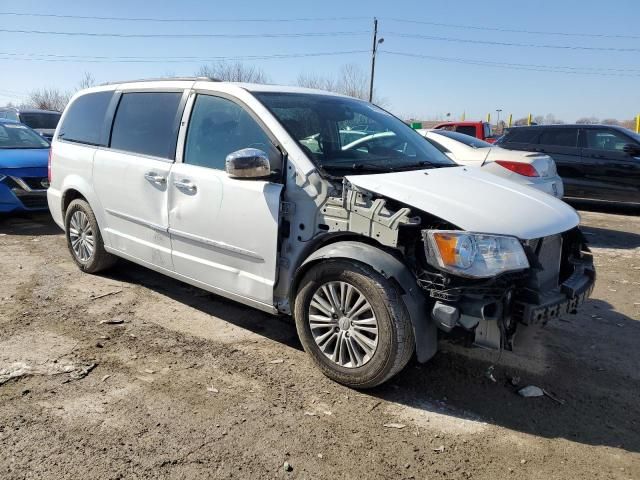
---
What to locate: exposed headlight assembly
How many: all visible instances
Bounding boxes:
[424,230,529,278]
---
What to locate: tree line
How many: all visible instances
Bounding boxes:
[3,62,635,129]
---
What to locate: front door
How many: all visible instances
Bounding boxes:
[168,93,283,308]
[93,90,186,270]
[580,128,640,203]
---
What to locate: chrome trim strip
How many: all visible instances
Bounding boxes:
[105,208,168,233]
[168,227,264,262]
[8,176,47,193]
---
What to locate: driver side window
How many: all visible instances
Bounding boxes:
[184,94,279,171]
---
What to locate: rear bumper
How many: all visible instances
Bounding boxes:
[526,175,564,198]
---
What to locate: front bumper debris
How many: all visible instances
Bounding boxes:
[515,259,595,325]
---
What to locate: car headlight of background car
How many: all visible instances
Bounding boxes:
[424,230,529,278]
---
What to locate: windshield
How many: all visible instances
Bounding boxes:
[19,112,61,130]
[0,122,50,149]
[433,129,493,149]
[254,92,455,174]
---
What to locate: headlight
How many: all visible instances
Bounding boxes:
[424,230,529,278]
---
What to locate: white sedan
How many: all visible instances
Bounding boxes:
[417,129,564,198]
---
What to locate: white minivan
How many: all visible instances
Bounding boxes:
[48,78,595,388]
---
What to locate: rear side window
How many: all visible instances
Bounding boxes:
[58,91,113,146]
[584,129,632,151]
[538,128,578,148]
[110,92,183,159]
[19,112,61,130]
[455,126,476,136]
[503,128,539,144]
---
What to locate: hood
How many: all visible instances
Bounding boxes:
[0,148,49,169]
[346,166,579,240]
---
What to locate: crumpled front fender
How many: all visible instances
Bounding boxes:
[297,241,437,363]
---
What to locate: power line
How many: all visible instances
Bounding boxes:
[385,32,640,52]
[0,28,369,39]
[382,51,640,77]
[385,18,640,40]
[0,11,368,23]
[0,50,369,64]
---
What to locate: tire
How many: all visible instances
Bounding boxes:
[294,259,415,389]
[64,199,117,273]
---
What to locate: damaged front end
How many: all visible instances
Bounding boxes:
[419,227,595,350]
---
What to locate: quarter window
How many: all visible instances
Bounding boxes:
[455,126,476,137]
[538,128,578,148]
[505,129,540,144]
[184,94,278,171]
[57,91,113,146]
[584,129,632,151]
[110,92,183,159]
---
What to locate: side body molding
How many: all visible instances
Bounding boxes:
[297,241,437,363]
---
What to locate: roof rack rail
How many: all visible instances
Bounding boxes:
[100,76,221,86]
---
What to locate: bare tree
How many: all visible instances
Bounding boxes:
[77,72,96,90]
[576,116,600,124]
[195,61,269,83]
[296,63,383,103]
[296,72,338,92]
[26,72,97,111]
[27,88,70,112]
[601,118,620,126]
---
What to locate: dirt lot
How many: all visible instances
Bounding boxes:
[1,207,639,479]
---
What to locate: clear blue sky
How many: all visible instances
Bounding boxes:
[1,0,639,122]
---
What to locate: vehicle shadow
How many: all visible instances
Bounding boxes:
[109,258,640,454]
[104,260,304,352]
[568,200,639,216]
[15,213,639,453]
[581,225,640,249]
[0,212,60,236]
[371,294,640,453]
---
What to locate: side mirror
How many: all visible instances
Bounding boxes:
[622,143,640,156]
[225,148,271,179]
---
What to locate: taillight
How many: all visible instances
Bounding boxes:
[495,160,539,177]
[47,148,52,183]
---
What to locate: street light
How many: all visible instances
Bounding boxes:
[496,109,502,126]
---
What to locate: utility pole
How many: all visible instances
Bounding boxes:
[369,18,384,103]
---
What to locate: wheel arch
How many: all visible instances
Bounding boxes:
[293,240,437,363]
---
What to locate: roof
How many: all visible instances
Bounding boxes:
[85,77,348,99]
[0,107,61,114]
[509,124,632,131]
[434,121,486,126]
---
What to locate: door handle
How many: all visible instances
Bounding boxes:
[174,180,197,193]
[144,172,166,184]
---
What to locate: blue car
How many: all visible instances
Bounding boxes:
[0,118,51,213]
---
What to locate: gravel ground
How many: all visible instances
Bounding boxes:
[0,207,639,480]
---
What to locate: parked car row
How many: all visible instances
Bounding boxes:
[44,79,596,388]
[0,107,62,140]
[497,124,640,205]
[417,128,564,198]
[0,118,50,213]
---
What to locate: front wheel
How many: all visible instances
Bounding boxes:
[294,259,415,389]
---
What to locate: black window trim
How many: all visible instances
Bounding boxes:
[180,89,286,182]
[104,88,190,163]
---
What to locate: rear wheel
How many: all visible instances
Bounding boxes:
[64,199,116,273]
[294,259,415,389]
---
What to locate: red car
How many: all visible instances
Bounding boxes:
[434,121,496,143]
